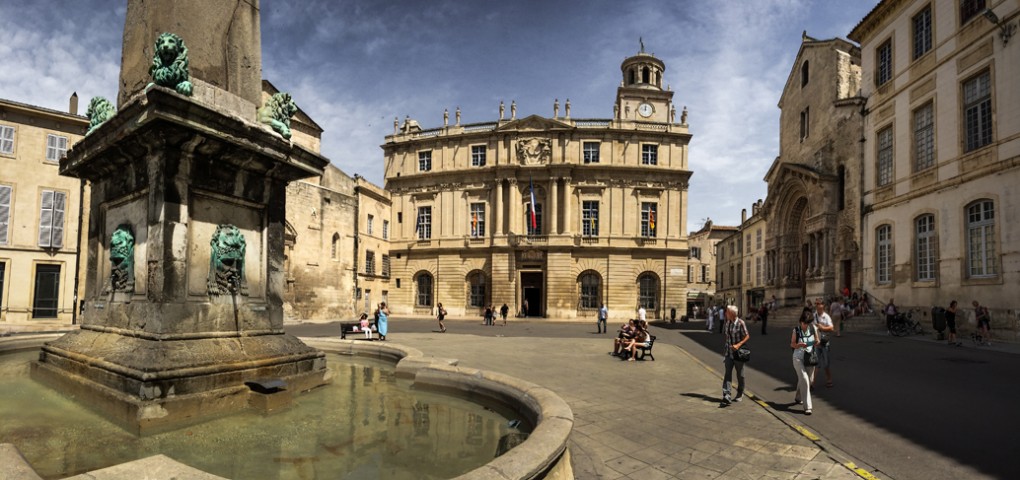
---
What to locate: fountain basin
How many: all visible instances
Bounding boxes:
[1,335,574,479]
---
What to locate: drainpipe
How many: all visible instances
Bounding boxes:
[353,180,360,314]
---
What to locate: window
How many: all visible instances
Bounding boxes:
[701,265,708,283]
[960,0,986,24]
[468,272,486,307]
[756,257,763,284]
[470,203,485,237]
[912,6,932,60]
[688,266,693,282]
[416,273,433,306]
[876,225,892,284]
[38,190,66,248]
[397,212,403,224]
[331,233,340,260]
[877,127,894,187]
[583,142,600,164]
[526,203,543,235]
[690,246,701,259]
[381,254,390,277]
[746,234,751,252]
[638,273,658,310]
[641,144,658,165]
[365,250,375,275]
[838,165,846,210]
[418,151,432,171]
[0,125,14,155]
[729,265,735,287]
[0,262,5,311]
[800,108,810,140]
[756,229,762,249]
[963,71,992,152]
[582,200,599,236]
[876,40,893,86]
[45,134,69,163]
[416,206,431,239]
[32,264,61,318]
[640,202,657,237]
[471,145,486,167]
[801,61,809,87]
[579,272,601,309]
[746,260,751,282]
[915,214,936,281]
[0,184,11,245]
[967,200,997,278]
[367,214,374,235]
[382,220,389,240]
[914,102,935,171]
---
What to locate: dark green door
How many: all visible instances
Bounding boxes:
[33,264,61,318]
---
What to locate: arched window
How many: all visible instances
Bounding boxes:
[837,165,846,211]
[876,225,892,284]
[331,233,340,260]
[801,60,809,87]
[655,71,661,86]
[642,66,650,83]
[468,271,486,307]
[966,200,997,278]
[915,214,936,281]
[416,273,433,307]
[579,271,601,309]
[638,273,658,311]
[628,68,636,85]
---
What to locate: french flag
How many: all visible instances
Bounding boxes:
[529,177,537,230]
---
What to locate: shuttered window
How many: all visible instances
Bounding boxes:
[39,190,66,248]
[0,185,11,245]
[45,134,68,162]
[0,125,14,155]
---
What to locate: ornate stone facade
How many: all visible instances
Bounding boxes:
[762,35,864,307]
[685,221,738,317]
[384,48,692,321]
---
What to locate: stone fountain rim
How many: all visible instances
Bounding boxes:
[0,334,573,480]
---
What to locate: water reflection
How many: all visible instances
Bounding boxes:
[0,352,526,479]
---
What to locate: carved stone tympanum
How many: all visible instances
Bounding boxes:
[516,137,552,165]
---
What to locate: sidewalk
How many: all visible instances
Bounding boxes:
[301,320,865,479]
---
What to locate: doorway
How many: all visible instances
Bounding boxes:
[33,264,61,318]
[520,271,543,317]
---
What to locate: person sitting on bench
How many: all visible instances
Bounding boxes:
[611,319,637,356]
[623,324,652,361]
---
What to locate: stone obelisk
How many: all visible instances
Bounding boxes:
[33,0,331,434]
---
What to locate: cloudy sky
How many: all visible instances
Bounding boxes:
[0,0,876,228]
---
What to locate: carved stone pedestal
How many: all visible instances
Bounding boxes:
[32,86,331,434]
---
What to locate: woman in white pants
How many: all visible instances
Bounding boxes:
[791,307,818,415]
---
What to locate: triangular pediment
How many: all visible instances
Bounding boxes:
[494,114,573,132]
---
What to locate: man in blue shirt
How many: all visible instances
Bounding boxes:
[597,303,608,333]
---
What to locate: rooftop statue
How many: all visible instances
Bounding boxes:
[148,32,193,96]
[258,92,298,139]
[85,96,115,135]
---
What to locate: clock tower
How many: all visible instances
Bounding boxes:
[614,42,674,123]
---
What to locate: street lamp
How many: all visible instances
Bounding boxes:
[983,8,1016,45]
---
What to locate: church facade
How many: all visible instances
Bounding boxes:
[384,49,693,320]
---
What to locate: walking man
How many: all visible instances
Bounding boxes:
[500,303,510,326]
[829,297,845,337]
[637,305,647,322]
[813,298,835,388]
[706,306,715,332]
[597,303,608,333]
[521,299,529,318]
[885,299,897,335]
[722,305,750,404]
[973,300,991,345]
[758,303,769,335]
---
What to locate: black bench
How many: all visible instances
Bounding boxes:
[339,321,377,340]
[619,335,656,361]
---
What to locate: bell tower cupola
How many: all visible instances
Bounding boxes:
[615,38,675,123]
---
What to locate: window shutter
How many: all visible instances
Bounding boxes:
[0,185,11,245]
[0,126,13,154]
[39,190,53,247]
[51,191,66,248]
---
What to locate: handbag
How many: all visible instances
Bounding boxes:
[734,346,751,362]
[804,348,819,366]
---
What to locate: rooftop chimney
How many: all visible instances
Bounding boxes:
[69,92,78,115]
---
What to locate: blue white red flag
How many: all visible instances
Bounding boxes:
[529,177,537,230]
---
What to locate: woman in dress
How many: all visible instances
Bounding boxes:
[791,307,817,415]
[376,302,390,341]
[437,302,447,333]
[946,300,960,346]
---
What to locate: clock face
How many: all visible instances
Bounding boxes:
[638,103,653,118]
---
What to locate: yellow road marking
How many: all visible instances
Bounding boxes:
[845,462,882,480]
[792,424,820,441]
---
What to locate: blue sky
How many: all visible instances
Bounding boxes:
[0,0,877,228]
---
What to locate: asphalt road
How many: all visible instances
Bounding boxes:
[288,317,1017,480]
[665,319,1016,480]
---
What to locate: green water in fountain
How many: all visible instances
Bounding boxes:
[0,351,525,479]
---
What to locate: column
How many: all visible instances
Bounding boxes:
[550,177,559,235]
[509,179,520,234]
[563,177,573,234]
[495,179,504,235]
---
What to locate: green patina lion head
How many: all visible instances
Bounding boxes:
[108,224,135,293]
[208,224,248,296]
[86,96,115,136]
[257,92,298,139]
[148,32,193,96]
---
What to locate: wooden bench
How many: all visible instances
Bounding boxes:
[619,335,656,361]
[339,321,377,340]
